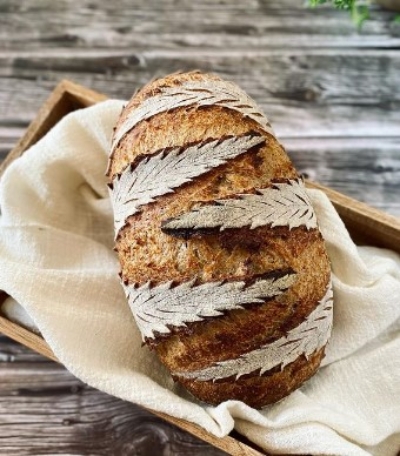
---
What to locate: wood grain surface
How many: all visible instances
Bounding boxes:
[0,0,399,455]
[0,336,230,456]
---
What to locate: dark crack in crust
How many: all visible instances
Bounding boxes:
[176,347,326,409]
[141,268,297,346]
[160,178,314,239]
[112,131,264,182]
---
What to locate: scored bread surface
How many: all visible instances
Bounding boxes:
[108,71,332,408]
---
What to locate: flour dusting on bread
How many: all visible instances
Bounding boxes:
[108,71,332,408]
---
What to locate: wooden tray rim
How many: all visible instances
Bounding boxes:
[1,79,400,456]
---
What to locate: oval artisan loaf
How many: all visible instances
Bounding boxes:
[108,71,332,408]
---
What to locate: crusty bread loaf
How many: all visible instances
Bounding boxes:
[108,71,332,408]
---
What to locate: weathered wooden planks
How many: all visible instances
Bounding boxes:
[0,336,228,456]
[1,49,399,217]
[0,0,399,50]
[0,0,399,454]
[289,137,400,216]
[1,49,400,137]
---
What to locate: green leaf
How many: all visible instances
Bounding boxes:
[308,0,328,7]
[307,0,354,8]
[333,0,355,10]
[352,3,369,30]
[307,0,370,30]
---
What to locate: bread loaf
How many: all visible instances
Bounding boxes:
[107,71,332,408]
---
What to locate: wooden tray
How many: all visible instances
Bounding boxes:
[1,80,400,456]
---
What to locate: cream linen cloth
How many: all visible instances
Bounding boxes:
[1,101,400,456]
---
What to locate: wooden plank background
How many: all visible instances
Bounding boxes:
[0,0,399,454]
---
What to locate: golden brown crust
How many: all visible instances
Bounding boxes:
[108,103,294,182]
[177,348,326,408]
[110,71,332,408]
[153,235,329,370]
[107,71,222,179]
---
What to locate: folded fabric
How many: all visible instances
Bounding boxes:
[0,101,399,456]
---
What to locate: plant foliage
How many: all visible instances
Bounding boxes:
[308,0,370,29]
